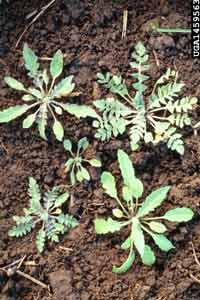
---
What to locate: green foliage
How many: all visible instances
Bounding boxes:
[94,149,194,273]
[93,41,197,155]
[0,44,99,141]
[64,137,101,185]
[9,177,78,252]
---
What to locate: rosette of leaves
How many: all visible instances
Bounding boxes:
[93,41,197,154]
[94,149,194,273]
[0,44,99,141]
[9,177,78,252]
[64,137,102,185]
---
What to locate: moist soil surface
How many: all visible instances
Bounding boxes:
[0,0,200,299]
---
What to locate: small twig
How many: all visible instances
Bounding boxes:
[190,272,200,284]
[192,241,200,268]
[16,270,50,291]
[16,0,56,48]
[122,10,128,39]
[59,246,73,252]
[153,49,160,67]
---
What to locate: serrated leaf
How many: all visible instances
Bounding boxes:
[28,177,42,212]
[149,232,175,252]
[0,105,30,123]
[5,76,26,91]
[94,217,124,234]
[23,113,36,128]
[63,139,72,152]
[101,171,118,199]
[141,245,156,266]
[36,229,46,253]
[88,159,102,167]
[137,186,171,218]
[54,192,69,208]
[163,207,194,223]
[53,119,64,141]
[23,43,39,77]
[50,49,63,80]
[62,104,99,119]
[131,217,145,257]
[112,249,135,273]
[148,221,167,233]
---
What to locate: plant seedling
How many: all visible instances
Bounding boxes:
[0,44,99,141]
[93,41,197,154]
[64,137,102,185]
[94,149,194,273]
[9,177,78,252]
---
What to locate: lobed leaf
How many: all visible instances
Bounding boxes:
[23,43,39,77]
[137,186,171,218]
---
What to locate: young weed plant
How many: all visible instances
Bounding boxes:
[94,149,194,273]
[64,137,101,185]
[93,41,197,154]
[9,177,78,252]
[0,44,99,141]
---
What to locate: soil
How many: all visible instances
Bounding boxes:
[0,0,200,299]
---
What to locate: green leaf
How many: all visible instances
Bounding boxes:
[78,137,89,152]
[132,178,144,199]
[54,192,69,208]
[63,139,72,152]
[28,177,42,212]
[101,172,118,199]
[148,221,167,233]
[163,207,194,223]
[65,158,74,172]
[36,229,46,253]
[76,170,83,182]
[22,95,34,101]
[88,159,102,167]
[112,208,124,218]
[53,119,64,141]
[23,113,36,128]
[0,105,30,123]
[43,69,49,87]
[5,76,26,91]
[131,217,145,257]
[137,186,171,218]
[121,237,131,250]
[141,245,156,266]
[80,166,90,181]
[38,115,47,140]
[50,50,63,80]
[62,104,100,119]
[150,232,175,252]
[112,249,135,273]
[117,149,135,187]
[94,217,124,234]
[122,186,133,202]
[53,76,75,97]
[23,43,39,77]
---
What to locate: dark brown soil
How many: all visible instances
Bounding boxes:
[0,0,200,299]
